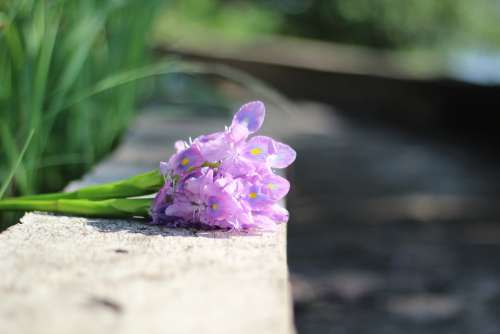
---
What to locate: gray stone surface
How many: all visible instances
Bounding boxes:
[0,105,297,334]
[0,214,292,334]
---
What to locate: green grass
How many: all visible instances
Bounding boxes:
[0,128,34,200]
[0,0,164,229]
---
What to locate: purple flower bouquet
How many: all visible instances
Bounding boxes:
[0,101,296,231]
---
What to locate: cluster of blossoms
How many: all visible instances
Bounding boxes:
[151,101,296,231]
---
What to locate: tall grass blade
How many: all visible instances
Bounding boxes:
[55,61,184,115]
[0,129,35,200]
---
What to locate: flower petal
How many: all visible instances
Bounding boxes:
[193,132,230,162]
[184,169,213,198]
[246,184,273,208]
[227,123,248,143]
[253,214,278,231]
[269,141,296,168]
[241,136,274,163]
[207,193,239,220]
[174,146,204,173]
[269,204,289,223]
[174,140,187,153]
[262,174,290,200]
[164,201,194,219]
[231,100,265,134]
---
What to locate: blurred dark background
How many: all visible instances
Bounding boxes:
[2,0,500,332]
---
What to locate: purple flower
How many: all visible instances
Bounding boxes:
[151,100,296,231]
[171,146,204,174]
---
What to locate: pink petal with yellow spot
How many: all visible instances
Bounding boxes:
[174,146,204,173]
[207,193,239,220]
[246,184,273,208]
[241,136,274,162]
[262,174,290,200]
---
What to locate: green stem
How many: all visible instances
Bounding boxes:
[0,198,151,218]
[5,169,163,201]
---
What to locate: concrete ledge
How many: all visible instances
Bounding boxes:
[0,214,293,334]
[0,106,296,334]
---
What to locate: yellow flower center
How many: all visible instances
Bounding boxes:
[249,192,257,199]
[211,203,219,210]
[181,158,190,166]
[250,147,262,156]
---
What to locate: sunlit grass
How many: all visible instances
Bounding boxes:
[0,0,164,228]
[0,0,161,195]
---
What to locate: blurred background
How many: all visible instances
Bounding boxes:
[2,0,500,333]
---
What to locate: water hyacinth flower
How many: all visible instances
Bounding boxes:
[151,101,295,231]
[0,101,296,232]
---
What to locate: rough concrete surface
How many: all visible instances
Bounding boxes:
[0,214,292,334]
